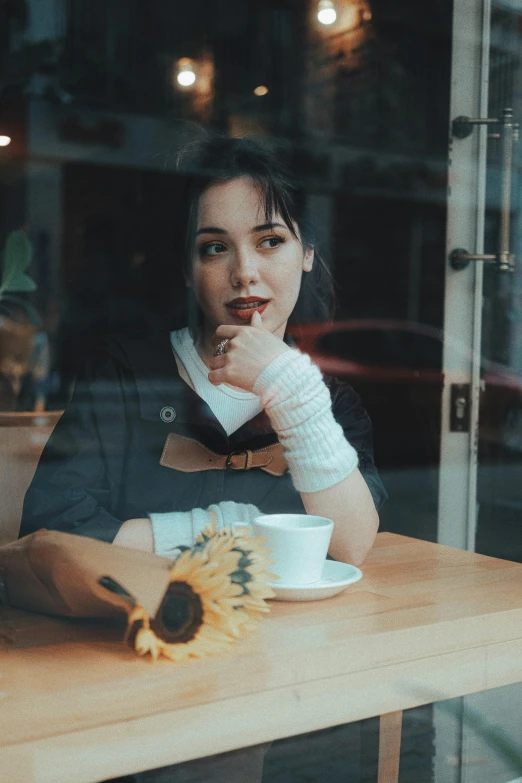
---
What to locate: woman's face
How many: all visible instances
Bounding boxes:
[189,177,313,341]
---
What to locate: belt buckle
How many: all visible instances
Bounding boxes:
[226,450,249,470]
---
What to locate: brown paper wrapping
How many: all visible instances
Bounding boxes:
[0,530,175,647]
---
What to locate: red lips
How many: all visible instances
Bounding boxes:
[226,297,270,321]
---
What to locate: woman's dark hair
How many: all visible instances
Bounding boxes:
[173,131,336,327]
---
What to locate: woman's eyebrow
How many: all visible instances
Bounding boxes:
[195,222,287,237]
[252,222,287,232]
[195,226,227,236]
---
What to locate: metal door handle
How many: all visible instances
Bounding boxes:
[450,108,519,272]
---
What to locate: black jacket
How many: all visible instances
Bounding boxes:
[20,333,387,543]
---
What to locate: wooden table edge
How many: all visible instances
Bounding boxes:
[1,635,521,783]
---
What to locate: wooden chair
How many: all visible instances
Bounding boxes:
[0,411,62,545]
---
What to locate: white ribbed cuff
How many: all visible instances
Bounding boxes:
[149,502,261,557]
[149,509,199,558]
[254,349,358,492]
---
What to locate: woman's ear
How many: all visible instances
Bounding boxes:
[302,247,314,273]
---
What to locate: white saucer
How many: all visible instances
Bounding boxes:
[268,560,363,602]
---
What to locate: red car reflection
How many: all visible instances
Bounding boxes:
[289,319,522,467]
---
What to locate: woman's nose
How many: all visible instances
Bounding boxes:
[231,250,260,286]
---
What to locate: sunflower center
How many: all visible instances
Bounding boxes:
[151,581,204,644]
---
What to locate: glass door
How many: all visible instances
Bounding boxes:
[437,1,522,780]
[439,0,522,580]
[439,0,522,561]
[476,1,522,565]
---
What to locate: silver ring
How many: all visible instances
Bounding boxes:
[214,338,230,357]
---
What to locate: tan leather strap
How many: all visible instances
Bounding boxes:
[160,432,287,477]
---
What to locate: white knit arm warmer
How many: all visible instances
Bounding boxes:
[149,501,261,558]
[253,349,358,493]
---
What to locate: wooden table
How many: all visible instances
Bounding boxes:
[2,532,522,783]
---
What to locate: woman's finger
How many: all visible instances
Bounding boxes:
[250,311,265,328]
[215,325,242,339]
[208,355,227,370]
[208,368,227,386]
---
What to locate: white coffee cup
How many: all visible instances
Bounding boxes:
[252,514,334,585]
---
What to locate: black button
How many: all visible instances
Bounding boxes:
[160,406,176,423]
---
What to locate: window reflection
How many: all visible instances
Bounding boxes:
[5,3,522,780]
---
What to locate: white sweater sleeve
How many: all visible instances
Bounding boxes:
[149,501,261,558]
[253,349,358,493]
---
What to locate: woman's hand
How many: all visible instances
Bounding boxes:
[113,518,154,551]
[208,311,291,392]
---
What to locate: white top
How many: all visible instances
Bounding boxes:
[170,327,263,435]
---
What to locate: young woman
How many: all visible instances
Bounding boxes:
[21,135,386,565]
[20,135,386,564]
[20,134,387,782]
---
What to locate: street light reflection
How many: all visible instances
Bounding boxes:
[176,58,196,88]
[317,0,337,26]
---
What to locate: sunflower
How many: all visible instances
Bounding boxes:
[125,516,276,662]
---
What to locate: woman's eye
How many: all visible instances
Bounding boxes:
[200,242,226,257]
[260,236,285,249]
